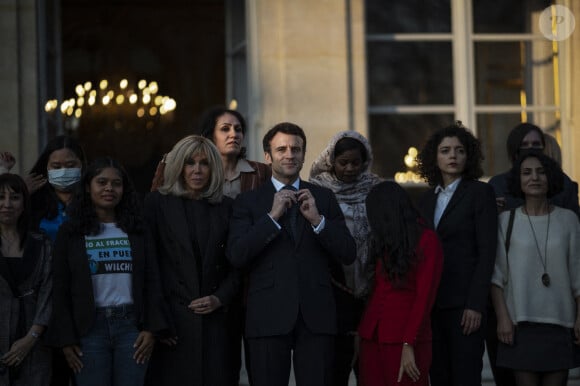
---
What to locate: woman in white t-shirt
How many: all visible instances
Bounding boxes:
[491,151,580,386]
[49,158,167,386]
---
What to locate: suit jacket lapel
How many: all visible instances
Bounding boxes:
[196,203,211,270]
[160,195,194,256]
[160,195,205,297]
[438,179,470,228]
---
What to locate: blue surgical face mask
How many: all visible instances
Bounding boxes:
[47,168,81,190]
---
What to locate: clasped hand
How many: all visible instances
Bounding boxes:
[269,188,321,225]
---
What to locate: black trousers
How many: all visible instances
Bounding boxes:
[248,311,334,386]
[430,308,486,386]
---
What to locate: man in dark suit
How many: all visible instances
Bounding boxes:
[227,122,356,386]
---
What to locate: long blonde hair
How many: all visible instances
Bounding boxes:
[159,135,224,203]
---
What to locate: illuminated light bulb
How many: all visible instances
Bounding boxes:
[75,108,82,118]
[77,97,85,107]
[163,98,176,111]
[75,85,85,96]
[138,80,147,89]
[159,106,167,115]
[99,80,108,90]
[136,108,145,118]
[120,79,128,89]
[88,96,96,106]
[68,98,76,107]
[44,101,53,112]
[84,82,92,91]
[404,155,415,168]
[143,94,151,104]
[89,90,97,97]
[102,95,110,105]
[107,90,114,98]
[66,106,74,116]
[229,99,238,110]
[60,101,69,113]
[129,94,138,104]
[148,81,158,94]
[142,87,151,95]
[116,95,125,104]
[154,96,163,106]
[149,106,158,116]
[408,147,418,157]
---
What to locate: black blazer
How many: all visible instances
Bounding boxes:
[227,180,356,338]
[418,179,498,313]
[49,222,167,347]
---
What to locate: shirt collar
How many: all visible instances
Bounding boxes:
[236,158,255,173]
[435,177,462,194]
[271,177,300,192]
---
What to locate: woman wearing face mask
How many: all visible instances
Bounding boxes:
[28,135,86,386]
[488,123,579,217]
[29,136,87,241]
[309,130,382,386]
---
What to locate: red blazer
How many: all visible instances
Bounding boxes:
[358,228,443,345]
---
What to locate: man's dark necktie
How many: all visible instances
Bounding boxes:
[282,185,298,240]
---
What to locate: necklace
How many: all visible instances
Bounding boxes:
[525,209,550,287]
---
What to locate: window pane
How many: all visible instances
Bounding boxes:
[366,0,450,33]
[367,42,453,105]
[369,114,454,179]
[477,112,559,176]
[474,41,556,106]
[473,0,552,33]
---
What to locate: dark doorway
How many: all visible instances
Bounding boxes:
[57,0,226,192]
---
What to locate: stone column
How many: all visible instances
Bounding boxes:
[0,0,39,175]
[245,0,367,176]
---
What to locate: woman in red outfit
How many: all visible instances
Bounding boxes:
[358,181,443,386]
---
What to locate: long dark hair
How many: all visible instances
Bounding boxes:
[30,135,87,225]
[66,158,143,236]
[417,123,484,187]
[0,174,30,249]
[365,181,426,284]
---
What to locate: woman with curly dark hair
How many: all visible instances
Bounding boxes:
[416,122,498,386]
[48,158,167,386]
[358,181,443,386]
[491,151,580,386]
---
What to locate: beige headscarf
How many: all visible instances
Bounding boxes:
[309,130,382,298]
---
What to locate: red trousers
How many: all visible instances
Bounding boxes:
[359,339,431,386]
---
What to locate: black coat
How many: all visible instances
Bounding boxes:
[48,223,167,347]
[144,192,238,386]
[418,179,498,313]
